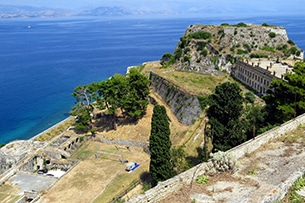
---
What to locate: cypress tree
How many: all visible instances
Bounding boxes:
[149,105,174,186]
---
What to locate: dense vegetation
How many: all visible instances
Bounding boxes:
[206,82,247,151]
[149,105,175,186]
[203,61,305,152]
[70,68,150,132]
[264,61,305,125]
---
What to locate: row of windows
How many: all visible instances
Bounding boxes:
[236,67,270,94]
[237,66,270,86]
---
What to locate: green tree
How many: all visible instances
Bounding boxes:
[70,69,150,131]
[244,91,256,105]
[99,74,128,129]
[160,52,175,67]
[263,61,305,124]
[207,82,246,151]
[244,105,265,139]
[149,105,175,186]
[70,85,94,132]
[124,68,150,119]
[171,146,190,173]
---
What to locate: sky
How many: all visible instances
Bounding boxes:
[1,0,304,16]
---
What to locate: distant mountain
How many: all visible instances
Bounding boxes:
[0,5,182,19]
[0,5,73,18]
[79,6,132,16]
[78,6,174,16]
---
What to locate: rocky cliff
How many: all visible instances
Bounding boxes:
[174,23,303,72]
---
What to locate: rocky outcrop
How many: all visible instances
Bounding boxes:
[175,24,303,72]
[150,72,202,125]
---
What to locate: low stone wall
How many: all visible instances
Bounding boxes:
[227,113,305,160]
[0,168,17,185]
[150,72,202,125]
[128,163,207,202]
[127,113,305,203]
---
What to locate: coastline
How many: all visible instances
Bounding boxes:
[6,63,148,146]
[8,62,145,145]
[29,116,73,142]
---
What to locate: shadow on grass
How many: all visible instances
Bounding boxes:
[186,147,203,166]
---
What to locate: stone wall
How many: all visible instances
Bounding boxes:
[227,113,305,160]
[127,113,305,203]
[150,72,202,125]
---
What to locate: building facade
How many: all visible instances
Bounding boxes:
[231,59,291,95]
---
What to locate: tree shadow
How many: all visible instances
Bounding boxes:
[93,112,141,133]
[93,114,115,132]
[186,147,203,166]
[140,171,154,191]
[140,171,152,183]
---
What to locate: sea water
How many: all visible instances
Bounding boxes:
[0,15,304,144]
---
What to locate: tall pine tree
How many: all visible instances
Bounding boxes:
[207,82,246,151]
[149,105,174,186]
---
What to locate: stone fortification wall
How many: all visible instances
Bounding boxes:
[127,113,305,203]
[227,113,305,160]
[150,72,202,125]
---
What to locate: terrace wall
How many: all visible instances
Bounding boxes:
[127,113,305,203]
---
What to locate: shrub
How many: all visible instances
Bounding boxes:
[204,151,238,175]
[197,95,210,110]
[237,49,248,54]
[250,53,267,58]
[141,182,151,193]
[196,41,207,50]
[276,44,288,51]
[289,46,298,55]
[283,175,305,202]
[201,49,208,57]
[210,56,218,64]
[184,47,191,54]
[196,174,209,184]
[179,37,188,48]
[174,48,182,59]
[189,31,212,39]
[236,22,247,27]
[262,23,269,26]
[261,46,276,53]
[184,55,191,62]
[288,39,295,45]
[243,44,252,52]
[269,32,276,38]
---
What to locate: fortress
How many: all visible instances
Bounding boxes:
[0,22,304,202]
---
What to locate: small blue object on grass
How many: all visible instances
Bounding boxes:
[126,162,140,173]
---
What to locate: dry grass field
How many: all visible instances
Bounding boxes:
[0,183,20,203]
[38,86,203,203]
[39,141,150,203]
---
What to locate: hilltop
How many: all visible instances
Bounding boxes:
[170,23,303,73]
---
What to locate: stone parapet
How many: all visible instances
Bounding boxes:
[127,113,305,202]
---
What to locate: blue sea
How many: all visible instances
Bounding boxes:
[0,15,304,144]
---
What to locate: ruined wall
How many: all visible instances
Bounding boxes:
[127,113,305,203]
[150,72,202,125]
